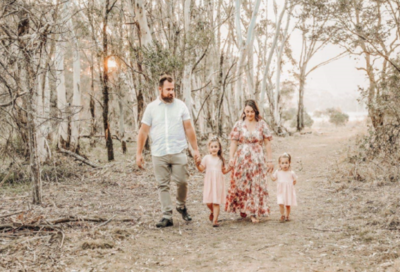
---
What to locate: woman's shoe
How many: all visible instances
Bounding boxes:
[279,215,285,223]
[209,212,214,222]
[285,216,290,221]
[240,212,247,218]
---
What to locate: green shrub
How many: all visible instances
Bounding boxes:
[282,108,314,128]
[325,108,349,126]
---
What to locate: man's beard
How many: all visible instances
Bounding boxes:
[161,93,174,103]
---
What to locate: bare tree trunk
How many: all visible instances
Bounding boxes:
[117,76,127,154]
[260,0,287,119]
[102,0,114,161]
[89,52,96,147]
[297,69,306,131]
[274,7,292,132]
[64,0,81,153]
[182,0,192,116]
[217,53,224,136]
[18,9,42,204]
[55,33,69,148]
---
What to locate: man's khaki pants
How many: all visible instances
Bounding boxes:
[152,151,189,220]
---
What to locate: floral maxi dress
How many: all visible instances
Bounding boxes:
[225,120,272,217]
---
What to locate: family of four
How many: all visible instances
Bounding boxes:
[136,75,298,228]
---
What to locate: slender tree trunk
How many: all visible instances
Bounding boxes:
[36,71,47,163]
[18,11,42,204]
[102,0,114,161]
[55,34,69,148]
[182,0,192,115]
[89,53,96,147]
[260,0,287,119]
[65,0,81,153]
[217,53,224,137]
[297,69,306,131]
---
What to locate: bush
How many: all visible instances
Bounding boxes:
[316,107,349,126]
[328,110,349,126]
[281,108,314,128]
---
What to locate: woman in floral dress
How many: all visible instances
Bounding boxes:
[225,100,274,223]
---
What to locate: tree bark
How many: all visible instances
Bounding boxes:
[102,0,114,161]
[297,70,306,131]
[65,0,81,153]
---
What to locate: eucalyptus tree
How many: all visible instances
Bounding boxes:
[294,0,346,131]
[332,0,400,130]
[233,0,262,110]
[259,0,288,132]
[0,0,61,204]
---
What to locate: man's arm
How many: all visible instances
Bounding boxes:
[136,123,150,168]
[183,120,200,160]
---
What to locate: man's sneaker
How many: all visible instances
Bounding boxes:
[176,206,192,221]
[156,218,173,228]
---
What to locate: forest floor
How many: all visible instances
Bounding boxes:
[1,124,400,272]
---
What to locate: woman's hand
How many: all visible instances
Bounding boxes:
[266,162,274,173]
[229,158,235,168]
[293,180,297,185]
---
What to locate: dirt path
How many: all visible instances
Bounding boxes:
[67,128,368,272]
[4,127,399,271]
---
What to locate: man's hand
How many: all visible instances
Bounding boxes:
[136,153,145,169]
[192,149,200,163]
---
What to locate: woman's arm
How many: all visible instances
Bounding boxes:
[269,172,277,181]
[229,140,238,167]
[263,138,274,173]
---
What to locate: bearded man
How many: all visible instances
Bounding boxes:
[136,75,200,228]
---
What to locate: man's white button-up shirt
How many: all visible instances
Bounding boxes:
[141,97,191,157]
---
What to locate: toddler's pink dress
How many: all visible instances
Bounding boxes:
[201,155,226,204]
[272,170,298,206]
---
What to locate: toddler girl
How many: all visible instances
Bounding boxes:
[196,136,231,227]
[269,153,298,222]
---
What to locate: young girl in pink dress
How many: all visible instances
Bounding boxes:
[196,136,231,227]
[269,153,298,222]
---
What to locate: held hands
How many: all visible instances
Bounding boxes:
[222,164,232,173]
[266,161,274,173]
[229,158,235,168]
[193,149,200,163]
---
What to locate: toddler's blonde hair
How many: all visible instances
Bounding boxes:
[278,153,292,169]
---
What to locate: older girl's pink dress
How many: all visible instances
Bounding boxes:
[272,170,298,206]
[201,155,226,204]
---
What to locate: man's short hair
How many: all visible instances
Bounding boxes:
[159,74,174,87]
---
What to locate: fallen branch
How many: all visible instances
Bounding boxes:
[93,215,117,229]
[0,223,59,231]
[0,210,30,219]
[307,227,342,232]
[0,216,138,232]
[59,148,102,168]
[48,216,136,224]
